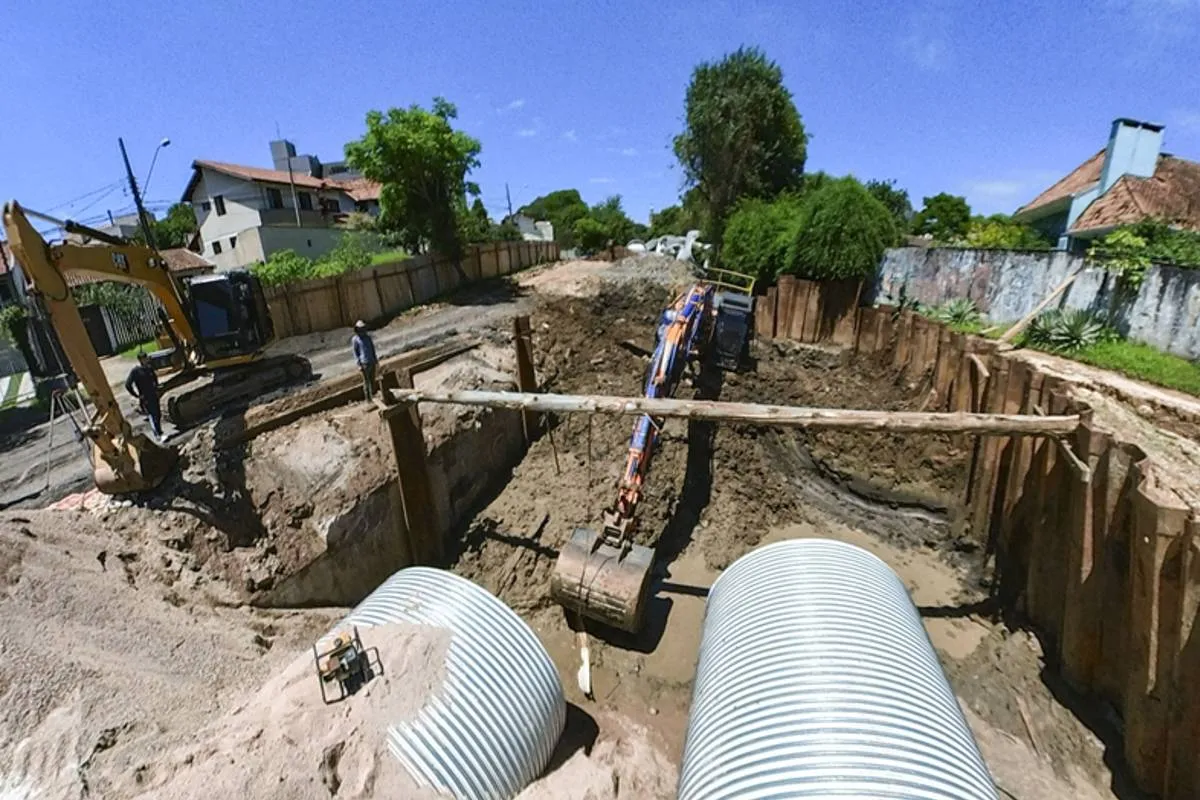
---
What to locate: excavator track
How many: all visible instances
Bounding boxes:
[166,354,312,428]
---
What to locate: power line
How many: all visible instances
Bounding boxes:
[42,178,127,213]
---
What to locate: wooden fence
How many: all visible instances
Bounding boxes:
[759,283,1200,799]
[263,240,560,339]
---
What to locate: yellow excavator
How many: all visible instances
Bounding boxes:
[3,200,309,494]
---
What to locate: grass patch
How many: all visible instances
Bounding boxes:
[117,338,158,359]
[0,372,24,409]
[1072,340,1200,397]
[370,249,411,266]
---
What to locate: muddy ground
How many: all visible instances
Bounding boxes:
[0,259,1159,798]
[449,285,1137,799]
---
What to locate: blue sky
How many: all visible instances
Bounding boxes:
[2,0,1199,231]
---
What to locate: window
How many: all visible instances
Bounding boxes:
[212,240,223,255]
[266,187,283,210]
[213,195,227,216]
[229,236,237,249]
[321,197,340,214]
[201,201,211,212]
[298,192,313,212]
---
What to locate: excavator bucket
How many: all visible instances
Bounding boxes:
[550,528,655,633]
[92,434,178,494]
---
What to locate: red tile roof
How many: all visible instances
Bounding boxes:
[183,160,382,204]
[160,247,214,273]
[334,177,382,202]
[1015,149,1105,217]
[1069,156,1200,233]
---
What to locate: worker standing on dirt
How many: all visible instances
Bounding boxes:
[125,353,164,441]
[352,320,378,402]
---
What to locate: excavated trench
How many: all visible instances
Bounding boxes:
[167,286,1128,798]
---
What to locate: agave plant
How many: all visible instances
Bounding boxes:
[928,298,982,329]
[1025,309,1115,353]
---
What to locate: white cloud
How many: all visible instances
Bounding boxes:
[897,2,952,70]
[606,147,640,157]
[589,177,615,184]
[562,129,578,142]
[516,128,538,138]
[962,180,1026,200]
[1169,108,1200,134]
[499,98,526,113]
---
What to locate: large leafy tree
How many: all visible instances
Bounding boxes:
[132,203,197,249]
[865,180,913,236]
[785,178,897,280]
[673,47,807,245]
[345,97,481,259]
[721,195,803,281]
[519,189,589,248]
[912,192,971,242]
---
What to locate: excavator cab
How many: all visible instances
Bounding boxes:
[182,271,275,361]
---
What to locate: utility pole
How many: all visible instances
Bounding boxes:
[286,155,302,227]
[118,137,156,248]
[505,183,514,220]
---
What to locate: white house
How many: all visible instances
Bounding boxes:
[507,213,554,242]
[181,140,381,270]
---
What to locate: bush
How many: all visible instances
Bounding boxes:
[927,298,982,332]
[720,196,801,280]
[0,304,26,345]
[962,217,1051,250]
[784,179,897,280]
[250,249,316,287]
[1024,309,1117,354]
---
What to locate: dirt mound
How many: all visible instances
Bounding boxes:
[113,622,451,800]
[518,715,676,799]
[0,509,340,800]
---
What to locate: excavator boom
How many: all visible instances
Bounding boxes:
[3,201,177,493]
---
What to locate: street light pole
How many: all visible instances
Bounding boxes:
[119,137,156,249]
[142,137,171,197]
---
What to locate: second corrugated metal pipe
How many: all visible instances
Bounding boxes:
[678,538,997,799]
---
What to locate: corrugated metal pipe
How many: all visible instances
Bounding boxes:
[325,567,566,800]
[678,539,997,799]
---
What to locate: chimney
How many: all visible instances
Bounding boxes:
[1099,118,1164,192]
[270,139,297,171]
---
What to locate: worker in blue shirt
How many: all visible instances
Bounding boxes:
[352,320,378,402]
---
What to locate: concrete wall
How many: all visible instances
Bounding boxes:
[193,169,265,269]
[874,247,1200,359]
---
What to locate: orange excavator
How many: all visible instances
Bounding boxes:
[550,272,755,632]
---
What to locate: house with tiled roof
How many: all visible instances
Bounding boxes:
[1014,118,1200,252]
[181,139,382,270]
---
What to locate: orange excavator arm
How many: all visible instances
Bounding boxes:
[3,200,176,493]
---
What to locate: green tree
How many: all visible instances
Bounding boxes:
[962,214,1050,249]
[865,179,913,236]
[519,189,589,248]
[131,203,197,248]
[491,220,524,242]
[785,178,897,280]
[912,193,971,241]
[573,217,611,253]
[721,195,802,281]
[1124,218,1200,267]
[462,198,493,243]
[588,195,636,244]
[673,46,808,245]
[345,97,482,260]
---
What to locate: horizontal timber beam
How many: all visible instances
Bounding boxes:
[380,387,1080,436]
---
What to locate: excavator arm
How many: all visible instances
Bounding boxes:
[3,201,176,493]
